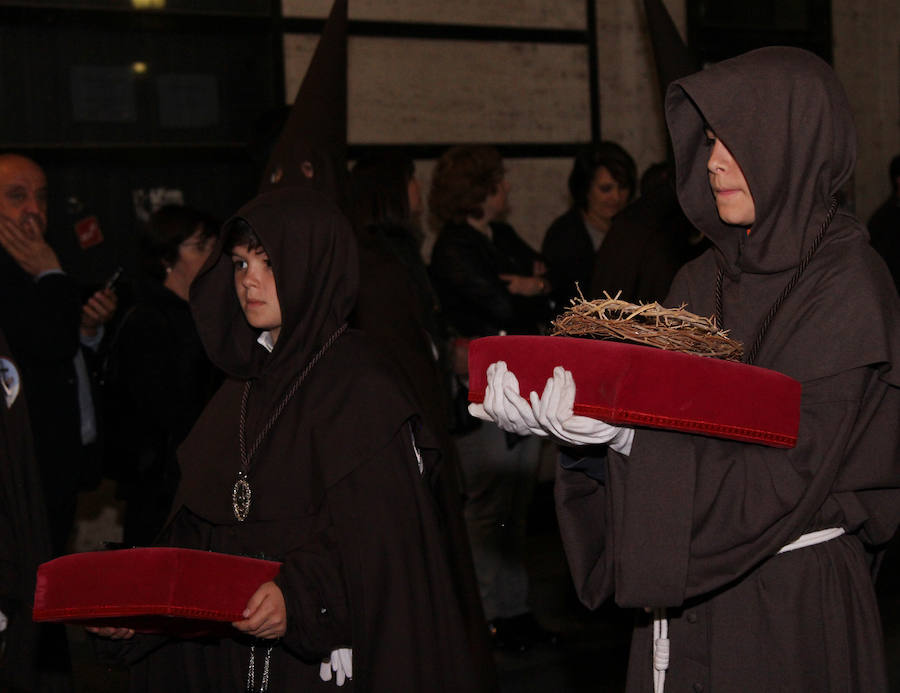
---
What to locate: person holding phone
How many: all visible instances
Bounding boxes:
[103,205,223,547]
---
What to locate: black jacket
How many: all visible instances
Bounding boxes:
[429,221,553,337]
[104,283,221,546]
[541,207,596,307]
[0,252,83,552]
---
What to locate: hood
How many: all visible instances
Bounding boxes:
[258,0,348,203]
[665,46,857,275]
[190,186,358,380]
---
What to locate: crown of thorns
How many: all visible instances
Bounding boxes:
[551,292,743,361]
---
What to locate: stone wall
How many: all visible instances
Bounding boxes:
[833,0,900,222]
[282,0,685,253]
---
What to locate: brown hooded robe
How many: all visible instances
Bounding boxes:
[96,188,483,691]
[555,47,900,692]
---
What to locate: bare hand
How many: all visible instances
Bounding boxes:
[233,581,287,640]
[499,274,545,297]
[81,288,118,336]
[85,625,135,640]
[0,214,60,276]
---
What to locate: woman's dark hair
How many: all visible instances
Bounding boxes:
[568,141,637,211]
[223,218,264,255]
[346,150,415,233]
[140,205,219,282]
[428,145,504,227]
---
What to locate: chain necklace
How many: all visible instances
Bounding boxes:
[232,323,348,522]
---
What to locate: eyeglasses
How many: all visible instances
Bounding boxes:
[180,235,216,251]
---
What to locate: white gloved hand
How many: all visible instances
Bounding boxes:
[531,367,634,454]
[319,648,352,686]
[468,361,547,437]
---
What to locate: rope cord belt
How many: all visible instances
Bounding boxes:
[776,527,845,554]
[650,526,845,693]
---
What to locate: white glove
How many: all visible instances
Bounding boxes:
[468,361,547,437]
[531,367,634,454]
[319,648,352,686]
[0,608,7,632]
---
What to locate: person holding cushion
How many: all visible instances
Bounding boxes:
[91,187,489,692]
[472,47,900,692]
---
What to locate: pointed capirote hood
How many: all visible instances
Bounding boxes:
[643,0,701,106]
[666,46,856,275]
[190,186,358,381]
[259,0,348,203]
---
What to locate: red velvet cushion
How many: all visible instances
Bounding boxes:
[33,547,281,634]
[468,335,801,448]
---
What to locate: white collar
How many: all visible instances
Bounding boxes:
[256,331,276,353]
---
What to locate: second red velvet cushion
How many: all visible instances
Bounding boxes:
[33,547,282,634]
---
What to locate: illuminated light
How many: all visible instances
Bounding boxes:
[131,62,149,74]
[131,0,166,8]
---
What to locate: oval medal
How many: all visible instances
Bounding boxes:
[232,478,252,522]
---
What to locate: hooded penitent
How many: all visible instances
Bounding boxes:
[94,186,488,691]
[259,0,347,202]
[665,46,900,380]
[555,47,900,692]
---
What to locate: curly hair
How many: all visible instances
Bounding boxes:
[568,141,637,212]
[428,145,504,227]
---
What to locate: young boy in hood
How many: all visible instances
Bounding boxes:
[474,46,900,692]
[91,187,494,692]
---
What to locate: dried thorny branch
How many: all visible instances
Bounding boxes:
[551,291,743,361]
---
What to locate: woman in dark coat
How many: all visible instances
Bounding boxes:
[346,151,449,432]
[106,205,222,547]
[541,142,636,306]
[92,187,485,692]
[476,47,900,691]
[346,150,497,689]
[429,145,556,649]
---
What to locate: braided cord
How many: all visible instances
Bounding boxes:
[746,197,838,364]
[239,323,348,473]
[715,197,839,365]
[714,268,724,330]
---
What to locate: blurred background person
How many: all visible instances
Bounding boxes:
[0,153,116,557]
[589,160,709,304]
[429,144,556,651]
[346,149,497,687]
[541,142,636,307]
[102,205,222,547]
[867,153,900,293]
[347,150,445,418]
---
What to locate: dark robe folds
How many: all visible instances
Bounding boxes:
[0,329,68,692]
[556,47,900,692]
[96,187,490,691]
